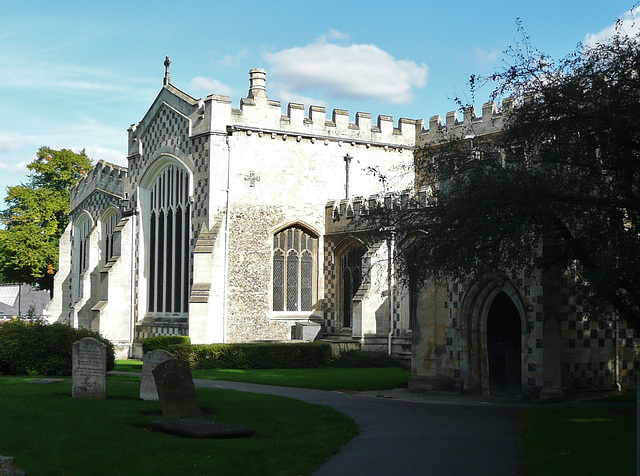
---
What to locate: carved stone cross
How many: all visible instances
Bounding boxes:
[244,170,260,187]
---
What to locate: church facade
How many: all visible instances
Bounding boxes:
[45,63,419,359]
[46,62,639,399]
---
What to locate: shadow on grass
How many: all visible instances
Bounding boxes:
[0,377,358,476]
[519,398,634,476]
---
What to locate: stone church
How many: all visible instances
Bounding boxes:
[46,59,638,399]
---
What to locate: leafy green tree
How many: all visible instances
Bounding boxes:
[377,27,640,329]
[0,147,92,291]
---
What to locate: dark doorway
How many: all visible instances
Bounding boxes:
[487,291,522,397]
[340,245,365,328]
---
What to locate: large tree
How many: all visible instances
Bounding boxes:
[0,147,92,291]
[376,26,640,329]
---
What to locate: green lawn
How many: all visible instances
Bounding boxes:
[519,401,635,476]
[112,359,410,391]
[0,377,358,476]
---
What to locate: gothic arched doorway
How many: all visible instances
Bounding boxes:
[487,291,522,397]
[339,244,365,328]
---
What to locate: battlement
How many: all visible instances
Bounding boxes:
[418,99,513,146]
[208,69,423,146]
[70,160,127,211]
[127,67,423,156]
[325,188,434,234]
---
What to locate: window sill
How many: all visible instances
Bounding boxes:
[269,311,321,321]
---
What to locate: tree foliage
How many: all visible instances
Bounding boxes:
[0,147,92,290]
[379,25,640,328]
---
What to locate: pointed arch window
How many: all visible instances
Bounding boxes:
[147,164,190,315]
[101,207,121,264]
[272,226,317,312]
[75,214,92,274]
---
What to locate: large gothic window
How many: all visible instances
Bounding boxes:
[147,164,190,315]
[272,226,317,312]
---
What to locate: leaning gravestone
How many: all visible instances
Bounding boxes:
[152,359,201,418]
[150,359,255,439]
[140,350,177,401]
[72,337,107,399]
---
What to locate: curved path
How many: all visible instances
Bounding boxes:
[194,379,524,476]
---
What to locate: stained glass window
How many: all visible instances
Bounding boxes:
[147,164,190,315]
[272,226,317,312]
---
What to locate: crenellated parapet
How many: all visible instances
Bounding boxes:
[325,187,434,234]
[127,68,423,157]
[418,99,513,147]
[70,160,127,212]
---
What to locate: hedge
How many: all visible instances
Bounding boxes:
[0,319,115,376]
[142,335,191,353]
[167,342,332,370]
[331,349,404,368]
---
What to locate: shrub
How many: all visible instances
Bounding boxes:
[142,335,191,353]
[0,319,115,376]
[169,342,332,370]
[331,350,404,368]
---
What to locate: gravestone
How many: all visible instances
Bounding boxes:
[152,359,201,418]
[72,337,107,399]
[140,350,177,401]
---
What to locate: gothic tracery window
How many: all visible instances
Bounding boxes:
[272,226,317,312]
[147,164,190,315]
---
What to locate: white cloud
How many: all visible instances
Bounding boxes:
[263,33,428,105]
[0,159,29,173]
[0,52,158,102]
[585,9,640,46]
[218,49,249,67]
[188,76,234,96]
[0,135,27,154]
[82,145,127,167]
[277,91,327,110]
[475,48,499,67]
[320,29,350,42]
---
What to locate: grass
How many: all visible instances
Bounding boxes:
[0,377,358,476]
[113,360,410,391]
[191,367,410,391]
[113,359,143,372]
[519,400,635,476]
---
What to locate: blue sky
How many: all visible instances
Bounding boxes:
[0,1,637,197]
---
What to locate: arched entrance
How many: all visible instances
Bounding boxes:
[338,244,366,328]
[487,291,522,397]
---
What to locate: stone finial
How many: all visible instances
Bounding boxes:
[248,68,267,100]
[164,56,172,86]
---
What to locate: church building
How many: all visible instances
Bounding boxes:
[45,59,419,360]
[46,60,638,399]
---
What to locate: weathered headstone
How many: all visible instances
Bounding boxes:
[140,350,177,401]
[72,337,107,399]
[152,359,201,418]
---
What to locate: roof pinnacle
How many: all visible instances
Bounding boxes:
[163,56,171,86]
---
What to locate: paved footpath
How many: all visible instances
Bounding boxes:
[194,379,525,476]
